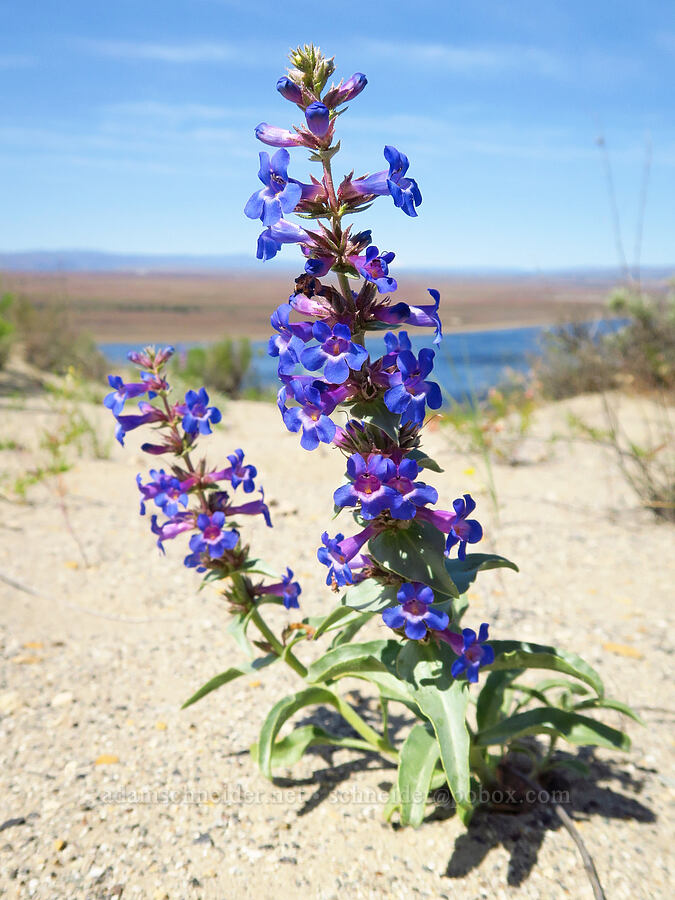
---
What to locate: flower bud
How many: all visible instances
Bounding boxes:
[254,122,305,147]
[324,73,367,108]
[276,76,303,105]
[304,101,330,138]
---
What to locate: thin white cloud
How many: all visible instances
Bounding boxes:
[81,39,248,63]
[0,53,35,69]
[360,39,564,77]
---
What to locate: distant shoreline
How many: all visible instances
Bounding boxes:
[2,267,668,344]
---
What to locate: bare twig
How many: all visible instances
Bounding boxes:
[505,765,606,900]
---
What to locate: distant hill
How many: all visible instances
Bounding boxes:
[0,249,672,280]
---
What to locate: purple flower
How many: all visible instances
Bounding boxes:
[114,402,165,446]
[324,73,367,107]
[333,453,400,520]
[416,494,483,560]
[382,330,412,365]
[304,256,334,277]
[382,582,449,640]
[104,375,148,415]
[317,526,374,587]
[221,490,273,528]
[279,379,337,450]
[189,511,239,559]
[300,322,368,384]
[276,76,303,104]
[384,457,438,520]
[257,220,309,261]
[349,146,422,217]
[268,303,313,375]
[244,150,303,226]
[136,469,188,516]
[403,289,442,344]
[384,348,442,426]
[255,123,306,148]
[127,345,175,368]
[439,623,494,683]
[304,101,330,137]
[225,448,257,493]
[352,246,397,293]
[151,512,195,553]
[258,567,302,609]
[181,388,222,435]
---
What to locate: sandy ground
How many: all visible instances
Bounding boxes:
[0,383,673,899]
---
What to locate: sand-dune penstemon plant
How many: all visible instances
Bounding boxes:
[110,46,638,833]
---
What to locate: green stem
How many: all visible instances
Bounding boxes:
[248,604,308,679]
[333,693,398,760]
[469,744,496,786]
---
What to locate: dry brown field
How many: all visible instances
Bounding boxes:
[0,268,651,342]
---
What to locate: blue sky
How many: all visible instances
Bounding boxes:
[1,0,673,268]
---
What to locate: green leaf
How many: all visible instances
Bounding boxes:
[574,697,644,725]
[250,724,373,769]
[444,553,519,595]
[534,678,590,695]
[181,654,276,709]
[397,724,441,827]
[346,399,400,442]
[397,641,472,815]
[306,640,414,708]
[486,641,605,697]
[341,579,399,611]
[312,605,359,639]
[407,448,443,473]
[369,521,459,599]
[476,669,523,731]
[226,610,256,659]
[329,612,375,648]
[258,687,343,778]
[238,557,281,578]
[475,708,631,751]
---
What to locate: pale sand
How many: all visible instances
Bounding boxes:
[0,386,673,899]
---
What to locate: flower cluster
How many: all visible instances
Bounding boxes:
[246,45,492,682]
[104,346,301,609]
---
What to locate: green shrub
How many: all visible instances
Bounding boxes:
[0,293,15,370]
[11,295,108,380]
[172,336,252,397]
[535,283,675,400]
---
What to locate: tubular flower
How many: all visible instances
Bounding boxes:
[317,526,374,587]
[352,246,397,293]
[333,453,400,520]
[279,380,337,450]
[438,623,494,683]
[257,566,302,609]
[189,512,239,559]
[384,348,442,426]
[384,458,438,520]
[268,302,314,374]
[104,375,148,415]
[347,146,422,217]
[276,76,304,104]
[224,448,257,493]
[181,388,222,435]
[323,72,367,107]
[244,150,303,226]
[416,494,483,560]
[257,220,309,261]
[382,582,449,640]
[254,122,307,148]
[136,470,188,516]
[300,322,368,384]
[304,101,331,137]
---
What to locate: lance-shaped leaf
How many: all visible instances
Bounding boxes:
[251,724,375,769]
[476,669,523,731]
[369,521,459,598]
[397,723,441,827]
[182,654,277,709]
[306,640,414,708]
[486,641,605,697]
[444,553,518,595]
[407,448,443,473]
[397,640,472,817]
[574,697,644,725]
[340,580,399,612]
[475,707,631,751]
[312,605,363,639]
[329,612,375,648]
